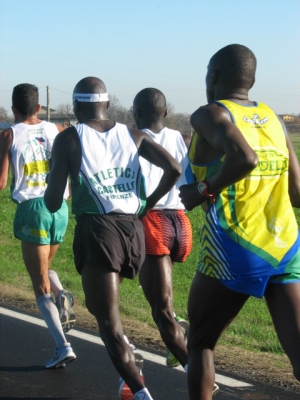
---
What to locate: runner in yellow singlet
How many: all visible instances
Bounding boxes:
[179,44,300,400]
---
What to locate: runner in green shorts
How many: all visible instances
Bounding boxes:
[0,83,76,368]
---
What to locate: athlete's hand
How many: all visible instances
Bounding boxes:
[179,183,207,211]
[138,204,151,220]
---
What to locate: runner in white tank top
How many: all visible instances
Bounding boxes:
[11,120,69,202]
[139,126,193,210]
[45,76,181,400]
[131,88,216,394]
[0,84,76,369]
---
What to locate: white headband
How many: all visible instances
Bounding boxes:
[73,93,109,103]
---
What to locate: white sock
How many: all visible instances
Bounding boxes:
[184,364,188,372]
[134,388,153,400]
[48,269,64,298]
[37,294,67,349]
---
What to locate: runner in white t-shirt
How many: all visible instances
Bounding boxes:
[134,88,219,397]
[44,76,182,400]
[0,83,76,369]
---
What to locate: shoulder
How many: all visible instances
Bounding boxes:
[0,127,13,148]
[54,123,66,133]
[190,102,232,130]
[128,127,150,148]
[54,126,78,146]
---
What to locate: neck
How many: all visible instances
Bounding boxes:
[213,87,249,102]
[14,114,41,125]
[84,117,109,122]
[139,120,164,133]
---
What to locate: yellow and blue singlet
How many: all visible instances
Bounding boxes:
[189,100,300,297]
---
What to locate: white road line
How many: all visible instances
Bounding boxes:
[0,306,253,388]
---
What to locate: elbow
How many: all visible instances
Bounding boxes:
[291,199,300,208]
[44,194,61,214]
[240,151,258,175]
[46,203,61,214]
[289,187,300,208]
[173,162,182,180]
[247,151,259,170]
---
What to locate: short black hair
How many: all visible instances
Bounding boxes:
[210,44,257,89]
[134,88,166,117]
[12,83,39,117]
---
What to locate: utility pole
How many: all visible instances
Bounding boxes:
[47,86,50,121]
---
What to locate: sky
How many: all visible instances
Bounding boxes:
[0,0,299,117]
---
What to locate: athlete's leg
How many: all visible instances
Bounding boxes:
[139,254,188,367]
[264,282,300,382]
[48,245,63,296]
[188,272,249,400]
[21,241,67,350]
[21,241,52,297]
[81,263,145,394]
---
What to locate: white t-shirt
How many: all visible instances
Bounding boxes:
[139,127,193,210]
[71,122,146,215]
[10,121,69,203]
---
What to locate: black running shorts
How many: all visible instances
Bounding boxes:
[73,214,145,279]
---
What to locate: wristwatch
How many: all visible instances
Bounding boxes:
[197,180,214,198]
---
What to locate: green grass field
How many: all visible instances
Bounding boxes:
[1,133,300,356]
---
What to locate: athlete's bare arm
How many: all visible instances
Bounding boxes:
[179,103,258,211]
[182,133,192,149]
[55,124,66,133]
[286,133,300,208]
[0,128,13,190]
[130,128,181,212]
[44,127,81,212]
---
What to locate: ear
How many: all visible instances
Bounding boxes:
[134,108,142,120]
[164,109,168,118]
[11,106,17,115]
[250,76,255,89]
[106,101,109,110]
[211,70,218,84]
[36,104,41,113]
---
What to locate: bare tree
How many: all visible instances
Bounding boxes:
[56,103,75,127]
[107,95,135,126]
[0,107,8,122]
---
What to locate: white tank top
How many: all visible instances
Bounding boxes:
[71,122,146,216]
[10,121,68,203]
[139,127,193,210]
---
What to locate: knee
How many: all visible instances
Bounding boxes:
[188,326,217,353]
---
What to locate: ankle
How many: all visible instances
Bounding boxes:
[134,387,153,400]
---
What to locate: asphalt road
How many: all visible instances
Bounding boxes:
[0,307,299,399]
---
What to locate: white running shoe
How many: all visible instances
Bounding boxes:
[56,290,76,333]
[46,343,76,369]
[119,370,145,400]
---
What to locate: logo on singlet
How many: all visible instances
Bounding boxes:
[35,137,46,145]
[243,114,268,126]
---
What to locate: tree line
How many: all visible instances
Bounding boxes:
[0,95,193,135]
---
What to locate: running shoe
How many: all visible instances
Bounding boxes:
[56,290,76,333]
[213,383,220,397]
[119,371,145,400]
[166,314,189,368]
[46,343,76,369]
